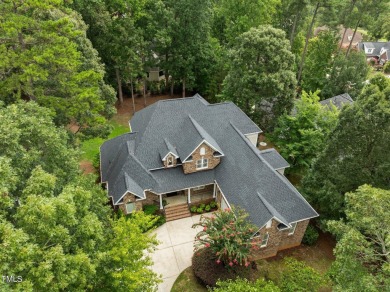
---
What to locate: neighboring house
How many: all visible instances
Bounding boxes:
[100,94,318,259]
[358,42,390,65]
[314,26,363,49]
[147,67,165,82]
[320,93,354,110]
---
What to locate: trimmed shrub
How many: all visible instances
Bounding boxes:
[302,225,319,246]
[197,207,204,213]
[205,204,211,212]
[191,206,197,213]
[143,204,159,216]
[210,201,217,208]
[192,248,257,287]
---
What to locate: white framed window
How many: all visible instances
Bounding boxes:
[167,156,174,167]
[288,222,297,235]
[266,220,272,229]
[125,202,135,214]
[347,35,352,41]
[261,232,269,247]
[196,158,208,169]
[200,147,206,155]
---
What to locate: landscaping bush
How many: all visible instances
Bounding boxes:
[280,258,324,292]
[197,207,204,213]
[210,201,217,208]
[191,206,197,213]
[205,204,211,212]
[192,207,261,266]
[302,225,319,246]
[384,62,390,74]
[143,204,159,216]
[142,204,165,229]
[192,248,257,287]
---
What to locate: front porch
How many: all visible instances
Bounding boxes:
[160,183,216,221]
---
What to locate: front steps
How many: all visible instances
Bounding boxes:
[165,203,191,221]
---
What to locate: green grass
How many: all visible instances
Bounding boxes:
[171,267,207,292]
[80,121,129,162]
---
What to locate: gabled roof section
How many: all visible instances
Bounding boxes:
[257,192,289,226]
[159,138,179,160]
[320,93,353,110]
[258,148,290,170]
[179,115,224,161]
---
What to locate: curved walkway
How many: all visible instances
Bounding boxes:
[150,214,207,291]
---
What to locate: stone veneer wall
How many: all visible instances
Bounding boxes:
[251,219,310,260]
[118,191,160,215]
[163,153,177,168]
[182,143,220,174]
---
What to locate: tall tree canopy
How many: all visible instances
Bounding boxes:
[221,25,297,130]
[327,185,390,291]
[211,0,280,46]
[271,90,339,174]
[301,81,390,219]
[301,31,338,93]
[0,102,160,291]
[0,0,116,137]
[321,51,369,100]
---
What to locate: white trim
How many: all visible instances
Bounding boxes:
[213,183,216,198]
[288,222,297,235]
[182,140,224,162]
[162,152,179,161]
[159,194,163,209]
[149,164,183,171]
[155,183,214,196]
[195,157,208,170]
[244,131,262,136]
[188,188,191,203]
[266,220,272,229]
[114,189,148,205]
[214,181,232,210]
[260,232,269,247]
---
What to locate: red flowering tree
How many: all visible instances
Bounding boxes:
[192,207,261,267]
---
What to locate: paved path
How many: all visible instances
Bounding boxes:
[150,215,205,292]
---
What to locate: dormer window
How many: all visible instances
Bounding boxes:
[200,147,206,155]
[196,157,208,169]
[167,156,174,167]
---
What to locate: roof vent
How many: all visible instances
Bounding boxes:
[259,142,267,147]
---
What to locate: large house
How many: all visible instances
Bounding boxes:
[100,94,318,259]
[320,93,353,110]
[358,42,390,65]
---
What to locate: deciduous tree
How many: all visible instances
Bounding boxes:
[301,82,390,219]
[271,90,339,174]
[327,185,390,291]
[221,26,297,130]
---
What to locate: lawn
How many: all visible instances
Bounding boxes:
[80,121,129,162]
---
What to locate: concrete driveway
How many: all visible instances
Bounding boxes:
[150,214,205,292]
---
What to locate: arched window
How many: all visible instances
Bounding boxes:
[167,156,173,167]
[200,147,206,155]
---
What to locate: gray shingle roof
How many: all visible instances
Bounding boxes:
[358,42,390,57]
[159,138,179,160]
[320,93,353,110]
[258,148,290,170]
[100,94,318,227]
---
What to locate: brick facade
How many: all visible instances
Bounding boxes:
[118,191,160,215]
[251,219,310,260]
[163,153,177,168]
[182,143,221,174]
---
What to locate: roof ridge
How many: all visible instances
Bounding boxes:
[257,192,289,226]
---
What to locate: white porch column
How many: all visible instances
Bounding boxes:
[187,188,191,203]
[213,183,216,198]
[159,195,163,209]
